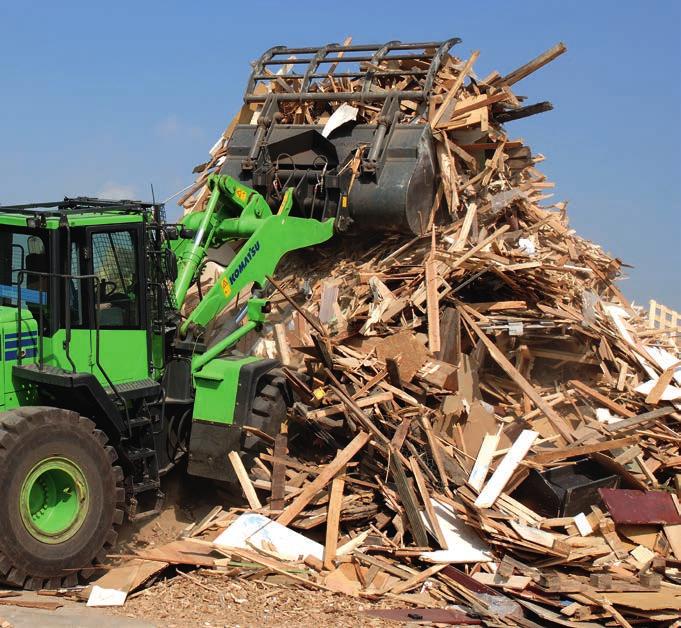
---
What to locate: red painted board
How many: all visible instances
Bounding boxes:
[599,488,681,525]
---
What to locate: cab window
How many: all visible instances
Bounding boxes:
[0,228,50,330]
[91,230,139,328]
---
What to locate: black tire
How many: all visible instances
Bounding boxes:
[239,373,287,465]
[0,406,124,590]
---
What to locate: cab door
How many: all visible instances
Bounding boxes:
[85,225,149,385]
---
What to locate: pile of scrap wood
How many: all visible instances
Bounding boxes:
[97,40,681,625]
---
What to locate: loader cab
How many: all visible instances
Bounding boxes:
[0,200,158,407]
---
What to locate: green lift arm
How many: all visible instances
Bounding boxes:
[170,173,335,371]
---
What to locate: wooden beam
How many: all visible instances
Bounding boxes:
[431,51,480,128]
[323,472,345,570]
[228,451,262,510]
[604,407,675,434]
[425,245,441,353]
[530,435,637,465]
[409,457,447,549]
[390,456,429,547]
[569,380,635,418]
[494,42,567,87]
[270,431,288,511]
[277,431,370,526]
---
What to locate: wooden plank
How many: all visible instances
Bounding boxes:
[453,202,477,251]
[277,431,370,526]
[425,250,441,353]
[409,457,447,549]
[530,436,637,465]
[306,392,393,420]
[468,431,500,491]
[440,225,510,271]
[494,42,567,86]
[430,51,480,128]
[389,564,447,594]
[604,407,675,433]
[646,360,681,405]
[323,471,345,570]
[227,547,332,591]
[421,416,453,498]
[569,380,635,418]
[475,430,538,508]
[390,456,430,547]
[270,431,288,511]
[274,323,292,365]
[391,417,412,451]
[228,451,262,510]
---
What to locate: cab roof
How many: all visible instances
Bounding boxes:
[0,197,159,228]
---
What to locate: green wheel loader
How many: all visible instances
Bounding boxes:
[0,38,457,588]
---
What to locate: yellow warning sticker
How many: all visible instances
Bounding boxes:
[221,277,232,298]
[235,188,248,203]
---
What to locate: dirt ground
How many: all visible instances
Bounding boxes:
[110,572,399,628]
[105,467,399,628]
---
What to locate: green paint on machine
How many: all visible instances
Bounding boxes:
[192,355,259,425]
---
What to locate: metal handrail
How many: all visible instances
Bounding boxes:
[15,268,131,432]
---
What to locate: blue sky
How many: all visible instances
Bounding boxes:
[1,1,679,309]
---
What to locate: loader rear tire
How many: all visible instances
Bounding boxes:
[0,407,124,590]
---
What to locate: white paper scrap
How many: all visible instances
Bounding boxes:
[214,512,324,561]
[87,585,127,607]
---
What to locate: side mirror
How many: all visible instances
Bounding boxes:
[164,248,178,281]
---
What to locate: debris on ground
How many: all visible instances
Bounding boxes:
[93,38,681,626]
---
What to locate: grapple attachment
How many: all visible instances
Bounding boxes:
[219,38,461,235]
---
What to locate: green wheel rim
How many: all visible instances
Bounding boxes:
[19,457,89,544]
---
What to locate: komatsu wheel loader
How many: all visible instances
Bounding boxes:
[0,38,458,588]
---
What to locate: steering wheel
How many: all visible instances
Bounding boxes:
[99,280,118,301]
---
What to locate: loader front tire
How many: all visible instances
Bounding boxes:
[0,407,124,589]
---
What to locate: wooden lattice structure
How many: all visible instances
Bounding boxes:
[648,299,681,347]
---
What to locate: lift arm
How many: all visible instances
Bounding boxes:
[170,174,335,364]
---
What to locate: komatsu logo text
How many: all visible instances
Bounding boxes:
[228,241,261,285]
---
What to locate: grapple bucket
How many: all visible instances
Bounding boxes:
[219,39,461,235]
